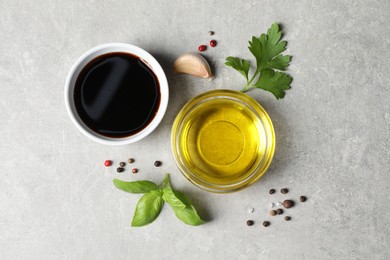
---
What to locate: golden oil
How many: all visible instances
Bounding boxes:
[172,90,275,192]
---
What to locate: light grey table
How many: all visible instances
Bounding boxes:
[1,0,389,259]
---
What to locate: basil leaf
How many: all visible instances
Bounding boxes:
[113,179,158,194]
[159,174,186,209]
[131,190,164,227]
[170,191,204,226]
[159,173,170,189]
[162,186,186,209]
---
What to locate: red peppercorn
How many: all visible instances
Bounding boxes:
[104,160,112,167]
[132,168,138,174]
[210,40,217,47]
[198,45,207,52]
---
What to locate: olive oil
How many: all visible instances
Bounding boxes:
[178,99,266,185]
[172,90,275,192]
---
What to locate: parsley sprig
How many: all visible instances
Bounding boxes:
[225,22,292,99]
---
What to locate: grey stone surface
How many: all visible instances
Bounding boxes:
[0,0,389,259]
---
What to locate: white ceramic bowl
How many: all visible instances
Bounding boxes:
[64,43,169,145]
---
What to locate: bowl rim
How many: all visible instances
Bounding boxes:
[171,89,275,193]
[64,43,169,145]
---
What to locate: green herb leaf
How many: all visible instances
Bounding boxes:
[131,190,164,227]
[262,54,291,71]
[170,191,204,226]
[225,57,250,80]
[159,173,170,189]
[254,69,292,99]
[113,179,158,194]
[114,174,205,227]
[248,23,290,71]
[225,22,292,98]
[163,186,186,209]
[160,174,186,209]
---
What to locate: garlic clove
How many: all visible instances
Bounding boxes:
[173,53,212,79]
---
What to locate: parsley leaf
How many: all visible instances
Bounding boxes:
[225,22,292,99]
[225,57,250,80]
[254,69,292,100]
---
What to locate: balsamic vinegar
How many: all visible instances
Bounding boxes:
[74,52,160,138]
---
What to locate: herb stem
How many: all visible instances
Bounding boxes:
[241,70,260,92]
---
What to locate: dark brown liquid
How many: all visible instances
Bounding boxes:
[74,52,160,138]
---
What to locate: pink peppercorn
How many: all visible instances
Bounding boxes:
[198,45,207,52]
[104,160,112,167]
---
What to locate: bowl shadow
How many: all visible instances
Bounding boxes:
[251,96,293,185]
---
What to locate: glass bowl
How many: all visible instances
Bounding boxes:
[171,89,275,193]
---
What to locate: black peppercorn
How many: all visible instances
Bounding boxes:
[246,220,254,226]
[284,216,291,221]
[116,167,124,173]
[154,161,162,167]
[263,221,270,227]
[269,189,276,194]
[300,196,307,202]
[276,208,283,215]
[283,200,295,209]
[281,188,289,194]
[119,162,125,167]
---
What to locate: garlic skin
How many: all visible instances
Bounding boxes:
[173,53,212,79]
